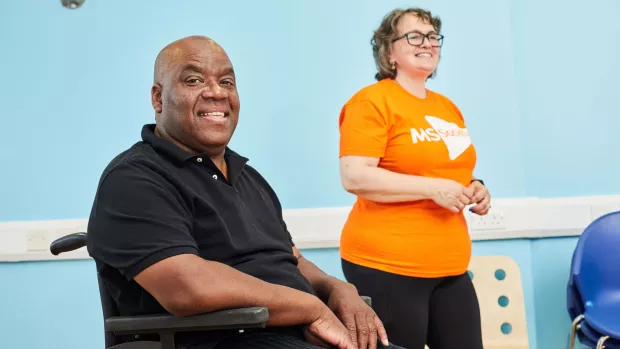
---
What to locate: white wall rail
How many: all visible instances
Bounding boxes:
[1,195,619,262]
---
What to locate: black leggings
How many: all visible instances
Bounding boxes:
[342,259,483,349]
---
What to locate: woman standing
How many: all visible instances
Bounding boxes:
[338,7,490,349]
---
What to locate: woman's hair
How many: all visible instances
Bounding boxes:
[371,7,442,81]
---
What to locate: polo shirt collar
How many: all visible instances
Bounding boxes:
[141,124,249,183]
[142,124,194,164]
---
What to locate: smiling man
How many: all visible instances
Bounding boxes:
[86,36,397,349]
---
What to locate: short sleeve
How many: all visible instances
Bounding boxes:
[338,100,388,158]
[439,94,465,122]
[87,161,198,280]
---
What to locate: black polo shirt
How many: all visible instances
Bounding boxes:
[87,124,315,347]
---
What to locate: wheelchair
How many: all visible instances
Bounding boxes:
[51,232,372,349]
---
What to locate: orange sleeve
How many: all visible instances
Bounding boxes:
[441,94,465,122]
[338,100,388,158]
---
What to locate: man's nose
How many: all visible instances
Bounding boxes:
[200,81,227,100]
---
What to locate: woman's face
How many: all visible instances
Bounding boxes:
[389,14,441,79]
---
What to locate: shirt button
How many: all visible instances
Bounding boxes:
[196,157,203,163]
[212,174,218,180]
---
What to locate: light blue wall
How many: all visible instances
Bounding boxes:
[530,237,584,349]
[508,0,620,197]
[1,0,619,348]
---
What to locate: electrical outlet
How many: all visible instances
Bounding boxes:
[468,211,506,231]
[27,230,50,251]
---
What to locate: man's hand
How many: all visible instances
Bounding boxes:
[468,180,491,215]
[326,283,389,349]
[304,305,357,349]
[293,248,388,348]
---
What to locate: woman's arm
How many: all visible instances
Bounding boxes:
[340,155,471,211]
[339,155,436,203]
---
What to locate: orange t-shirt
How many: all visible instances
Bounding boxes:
[338,78,477,278]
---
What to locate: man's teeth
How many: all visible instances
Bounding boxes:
[199,112,225,117]
[416,53,432,57]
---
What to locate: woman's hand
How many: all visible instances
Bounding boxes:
[428,179,474,213]
[467,180,491,215]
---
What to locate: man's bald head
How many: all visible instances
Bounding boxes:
[153,35,225,84]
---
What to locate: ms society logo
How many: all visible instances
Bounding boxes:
[410,116,472,160]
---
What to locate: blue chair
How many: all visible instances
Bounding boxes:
[568,274,620,349]
[567,227,599,348]
[568,277,596,348]
[568,211,620,349]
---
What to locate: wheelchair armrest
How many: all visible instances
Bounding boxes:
[105,307,269,336]
[50,232,87,255]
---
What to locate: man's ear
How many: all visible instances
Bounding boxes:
[151,84,163,113]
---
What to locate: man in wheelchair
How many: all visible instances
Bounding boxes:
[86,35,398,349]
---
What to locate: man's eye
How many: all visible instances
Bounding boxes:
[186,78,202,84]
[221,80,234,86]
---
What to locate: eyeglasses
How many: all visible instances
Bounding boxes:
[392,31,444,47]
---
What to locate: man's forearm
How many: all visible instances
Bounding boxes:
[296,255,355,302]
[135,254,323,326]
